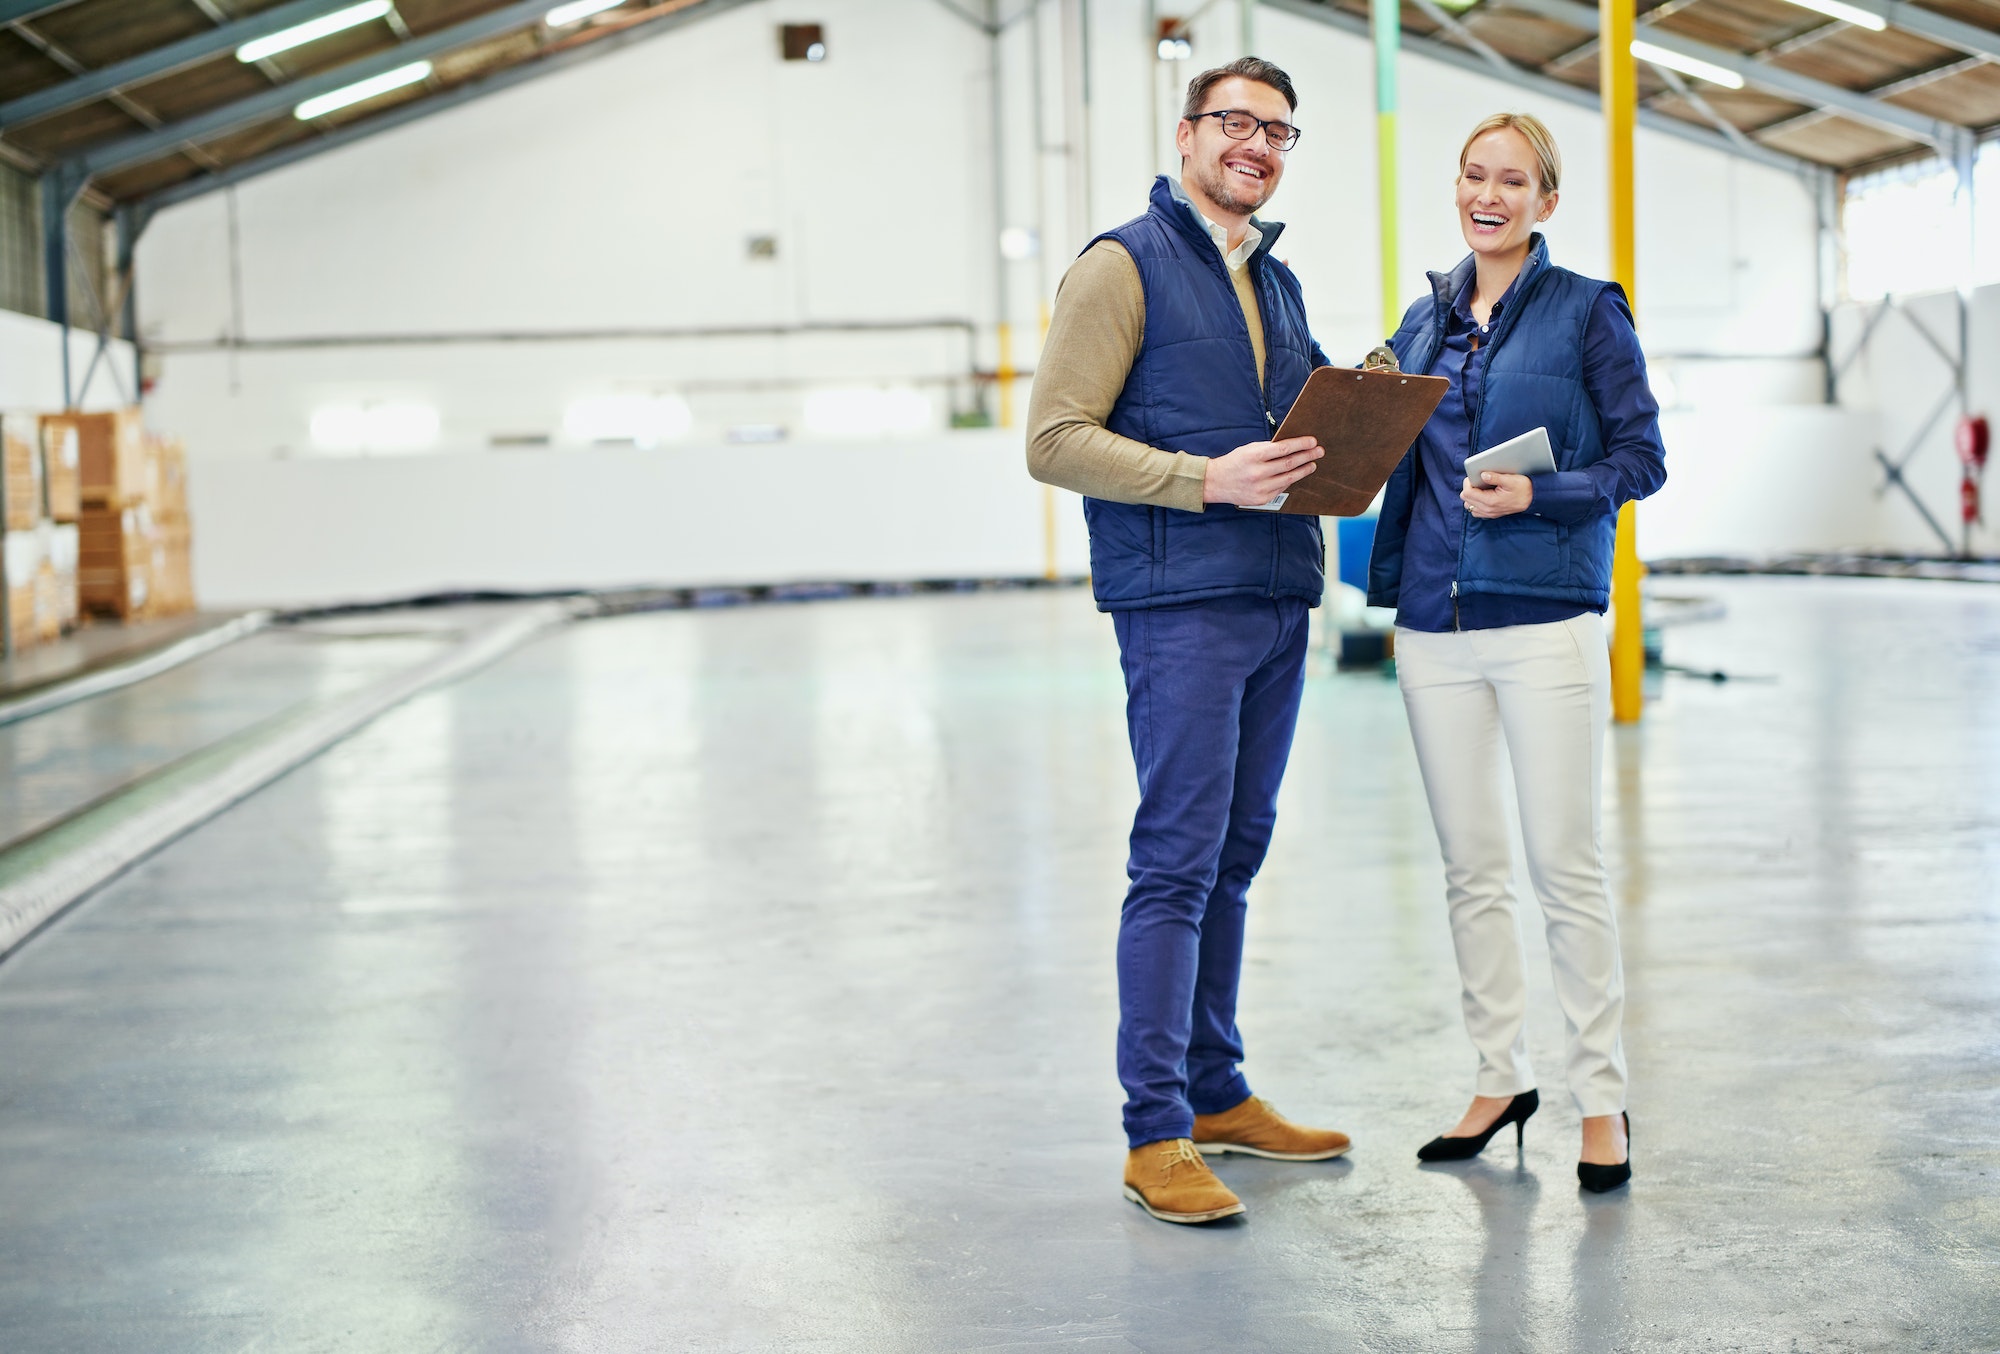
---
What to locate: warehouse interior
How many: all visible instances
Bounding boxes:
[0,0,1998,1348]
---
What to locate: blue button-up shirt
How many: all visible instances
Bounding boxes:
[1395,271,1661,633]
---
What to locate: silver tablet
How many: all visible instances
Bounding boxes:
[1464,426,1557,480]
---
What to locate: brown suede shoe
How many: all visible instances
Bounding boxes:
[1122,1138,1246,1224]
[1192,1096,1352,1161]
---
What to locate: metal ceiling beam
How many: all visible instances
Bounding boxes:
[64,0,570,181]
[1263,0,1822,178]
[1832,0,2000,63]
[1500,0,1970,153]
[133,0,759,217]
[1,0,382,130]
[0,0,73,23]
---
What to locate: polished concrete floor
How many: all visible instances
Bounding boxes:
[0,620,451,846]
[0,611,231,701]
[0,578,1995,1352]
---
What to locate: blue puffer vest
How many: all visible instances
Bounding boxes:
[1082,176,1325,612]
[1368,236,1619,610]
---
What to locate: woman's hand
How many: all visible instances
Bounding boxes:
[1462,471,1533,518]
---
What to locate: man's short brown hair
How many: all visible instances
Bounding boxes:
[1181,57,1298,119]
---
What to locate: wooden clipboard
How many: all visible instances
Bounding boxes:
[1264,366,1449,516]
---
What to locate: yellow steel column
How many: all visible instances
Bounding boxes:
[1371,0,1400,338]
[997,321,1017,428]
[1601,0,1644,723]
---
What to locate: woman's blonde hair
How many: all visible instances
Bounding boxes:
[1458,113,1561,195]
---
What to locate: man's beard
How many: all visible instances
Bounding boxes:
[1194,155,1273,214]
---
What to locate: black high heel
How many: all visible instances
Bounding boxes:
[1577,1112,1631,1193]
[1416,1089,1539,1162]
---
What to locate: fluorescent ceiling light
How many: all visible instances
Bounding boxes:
[1780,0,1887,29]
[1631,40,1745,90]
[294,61,433,120]
[545,0,624,25]
[237,0,393,63]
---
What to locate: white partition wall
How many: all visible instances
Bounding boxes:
[188,430,1092,608]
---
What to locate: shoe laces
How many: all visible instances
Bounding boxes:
[1159,1138,1208,1178]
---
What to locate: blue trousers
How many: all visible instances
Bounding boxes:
[1110,595,1311,1148]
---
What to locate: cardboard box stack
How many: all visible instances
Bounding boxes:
[3,412,42,533]
[0,411,73,651]
[149,436,194,616]
[42,419,80,522]
[47,518,79,632]
[41,420,81,633]
[39,409,195,624]
[77,502,156,621]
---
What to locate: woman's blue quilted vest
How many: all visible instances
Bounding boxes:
[1368,236,1619,610]
[1081,176,1326,612]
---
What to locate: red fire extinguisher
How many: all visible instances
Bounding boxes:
[1959,414,1990,468]
[1959,415,1990,528]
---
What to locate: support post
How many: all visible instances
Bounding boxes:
[997,322,1016,426]
[1601,0,1643,724]
[0,430,10,663]
[1815,169,1839,405]
[1370,0,1399,338]
[117,204,147,406]
[1059,0,1092,253]
[40,169,79,410]
[991,2,1014,427]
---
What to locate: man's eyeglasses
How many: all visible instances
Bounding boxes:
[1190,109,1302,152]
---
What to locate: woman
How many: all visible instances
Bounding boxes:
[1367,113,1666,1192]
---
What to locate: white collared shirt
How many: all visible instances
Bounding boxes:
[1201,213,1263,273]
[1171,177,1263,273]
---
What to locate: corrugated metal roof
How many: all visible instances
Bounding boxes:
[1313,0,1995,174]
[1,0,738,206]
[0,0,1993,214]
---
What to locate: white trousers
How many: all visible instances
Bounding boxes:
[1395,614,1628,1117]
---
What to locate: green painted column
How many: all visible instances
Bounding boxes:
[1372,0,1399,338]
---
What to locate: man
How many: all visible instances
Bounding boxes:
[1026,57,1350,1226]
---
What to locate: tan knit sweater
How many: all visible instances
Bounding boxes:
[1025,240,1267,514]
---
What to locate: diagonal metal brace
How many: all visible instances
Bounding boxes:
[1833,296,1895,386]
[1873,447,1956,554]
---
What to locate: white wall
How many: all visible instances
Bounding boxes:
[1825,279,2000,557]
[1642,407,1883,558]
[189,430,1089,608]
[132,0,1833,601]
[0,308,137,414]
[139,0,999,460]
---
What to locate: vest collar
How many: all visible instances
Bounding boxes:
[1425,232,1551,343]
[1148,174,1285,265]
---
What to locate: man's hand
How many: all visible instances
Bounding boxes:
[1203,436,1323,507]
[1462,471,1533,518]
